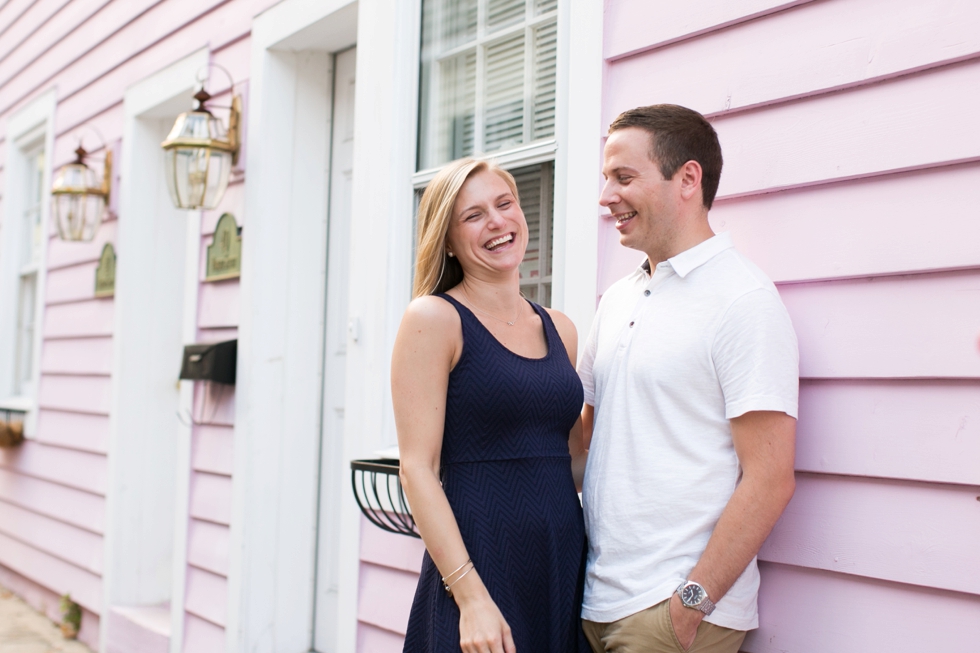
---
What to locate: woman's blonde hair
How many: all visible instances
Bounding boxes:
[413,158,519,298]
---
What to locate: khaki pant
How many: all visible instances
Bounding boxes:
[583,599,747,653]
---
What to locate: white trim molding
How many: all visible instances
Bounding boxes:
[0,88,57,438]
[105,46,209,653]
[229,2,358,652]
[552,0,603,346]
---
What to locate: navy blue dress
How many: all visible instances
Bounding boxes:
[403,294,589,653]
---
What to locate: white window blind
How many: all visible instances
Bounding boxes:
[418,0,558,171]
[514,161,553,306]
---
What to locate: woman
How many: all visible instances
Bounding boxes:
[394,158,589,653]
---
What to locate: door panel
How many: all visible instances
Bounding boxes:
[314,45,356,653]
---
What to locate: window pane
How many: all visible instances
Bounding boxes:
[442,50,477,160]
[487,0,525,33]
[514,161,553,307]
[418,0,557,170]
[441,0,478,48]
[531,20,557,141]
[484,33,525,153]
[14,273,36,395]
[534,0,557,14]
[22,150,44,268]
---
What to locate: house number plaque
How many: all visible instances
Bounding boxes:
[94,243,116,297]
[206,213,242,281]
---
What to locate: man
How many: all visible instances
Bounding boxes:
[578,104,799,653]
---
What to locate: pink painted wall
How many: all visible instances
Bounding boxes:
[601,0,980,651]
[355,0,980,650]
[357,516,426,650]
[0,1,274,650]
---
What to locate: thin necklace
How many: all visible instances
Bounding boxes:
[461,290,525,326]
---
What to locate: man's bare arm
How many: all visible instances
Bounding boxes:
[670,410,797,647]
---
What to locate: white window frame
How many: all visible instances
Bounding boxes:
[0,89,56,437]
[412,0,599,322]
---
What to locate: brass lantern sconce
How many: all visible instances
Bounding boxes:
[160,71,242,210]
[50,144,112,242]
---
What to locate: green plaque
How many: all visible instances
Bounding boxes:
[94,243,116,298]
[206,213,242,281]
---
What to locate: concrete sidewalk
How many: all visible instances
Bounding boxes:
[0,586,92,653]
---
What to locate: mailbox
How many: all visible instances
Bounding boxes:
[179,339,237,385]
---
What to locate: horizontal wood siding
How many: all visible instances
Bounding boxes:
[0,2,267,650]
[180,185,244,645]
[601,1,980,651]
[182,611,226,653]
[356,516,425,652]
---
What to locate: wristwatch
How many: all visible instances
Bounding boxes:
[676,580,716,616]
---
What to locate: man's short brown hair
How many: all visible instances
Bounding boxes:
[608,104,723,209]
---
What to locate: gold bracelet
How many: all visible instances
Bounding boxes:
[443,562,474,597]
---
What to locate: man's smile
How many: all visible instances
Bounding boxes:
[614,211,637,229]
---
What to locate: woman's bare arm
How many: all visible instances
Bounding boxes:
[393,297,516,653]
[544,308,587,489]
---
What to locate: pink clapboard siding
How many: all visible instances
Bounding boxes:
[0,1,265,650]
[356,516,426,652]
[182,612,226,653]
[0,563,102,651]
[600,2,980,652]
[181,194,243,649]
[747,562,980,653]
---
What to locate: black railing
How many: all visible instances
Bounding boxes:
[350,459,420,538]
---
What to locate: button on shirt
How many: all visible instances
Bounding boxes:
[578,232,799,630]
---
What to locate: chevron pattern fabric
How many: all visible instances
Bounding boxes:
[402,295,589,652]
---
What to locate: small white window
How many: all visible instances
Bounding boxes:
[13,147,44,397]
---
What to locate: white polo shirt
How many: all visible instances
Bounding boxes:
[579,232,798,630]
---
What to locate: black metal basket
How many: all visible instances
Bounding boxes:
[350,459,420,538]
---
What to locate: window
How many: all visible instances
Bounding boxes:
[13,147,44,397]
[416,0,559,306]
[513,161,552,305]
[418,0,558,171]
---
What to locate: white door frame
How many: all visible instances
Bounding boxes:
[228,2,358,652]
[105,47,208,653]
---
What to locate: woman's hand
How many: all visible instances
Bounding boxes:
[457,592,516,653]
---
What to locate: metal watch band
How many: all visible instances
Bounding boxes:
[697,596,716,616]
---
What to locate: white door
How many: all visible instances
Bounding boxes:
[313,45,356,653]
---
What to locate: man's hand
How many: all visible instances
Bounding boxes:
[669,593,702,651]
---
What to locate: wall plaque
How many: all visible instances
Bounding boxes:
[94,243,116,297]
[206,213,242,281]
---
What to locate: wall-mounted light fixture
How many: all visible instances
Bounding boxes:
[160,77,242,210]
[50,145,112,242]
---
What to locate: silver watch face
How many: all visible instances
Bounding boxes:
[680,583,705,607]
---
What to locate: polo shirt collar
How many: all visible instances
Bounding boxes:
[634,232,734,280]
[668,232,734,278]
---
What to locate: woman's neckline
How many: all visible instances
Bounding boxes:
[444,294,551,362]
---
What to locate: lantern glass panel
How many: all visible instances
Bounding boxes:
[163,110,234,210]
[53,193,104,241]
[51,162,105,242]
